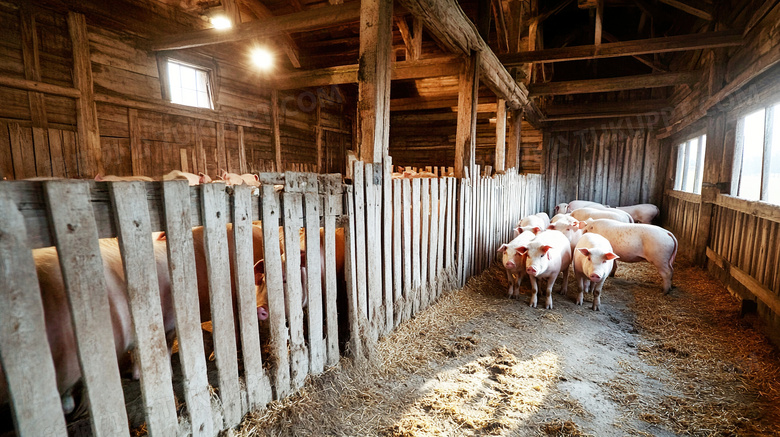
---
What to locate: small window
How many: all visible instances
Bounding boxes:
[167,60,213,109]
[734,104,779,204]
[673,134,707,194]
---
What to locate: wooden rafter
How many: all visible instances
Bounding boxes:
[543,98,669,120]
[151,2,360,51]
[500,30,742,65]
[602,31,668,71]
[269,56,461,90]
[396,16,423,61]
[657,0,713,20]
[529,70,700,96]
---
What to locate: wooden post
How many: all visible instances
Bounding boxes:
[357,0,393,163]
[316,99,323,172]
[455,52,479,178]
[238,125,247,173]
[68,12,103,177]
[495,99,507,172]
[20,8,51,177]
[694,111,727,265]
[272,90,283,171]
[507,109,523,171]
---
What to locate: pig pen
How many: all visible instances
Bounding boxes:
[233,258,780,436]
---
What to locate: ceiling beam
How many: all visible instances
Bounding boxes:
[602,31,668,71]
[529,70,701,96]
[499,30,742,65]
[270,56,461,90]
[150,2,360,51]
[240,0,301,68]
[396,0,531,110]
[390,96,498,112]
[657,0,713,20]
[544,98,668,116]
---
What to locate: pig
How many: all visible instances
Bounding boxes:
[515,212,550,235]
[547,214,585,251]
[95,174,155,182]
[553,203,570,216]
[517,230,572,309]
[0,238,175,414]
[573,233,619,311]
[567,200,608,212]
[583,219,678,293]
[615,204,660,224]
[571,207,633,223]
[162,170,211,186]
[498,231,536,298]
[219,170,260,187]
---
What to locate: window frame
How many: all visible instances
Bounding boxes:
[157,54,219,110]
[732,104,777,202]
[673,133,707,195]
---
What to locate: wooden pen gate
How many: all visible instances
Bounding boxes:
[0,166,544,436]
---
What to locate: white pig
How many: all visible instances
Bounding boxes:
[573,233,619,311]
[615,204,660,224]
[498,231,536,299]
[518,230,572,309]
[571,207,633,223]
[516,212,550,235]
[583,219,678,293]
[547,214,585,251]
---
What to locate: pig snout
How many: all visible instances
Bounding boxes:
[257,305,269,321]
[505,261,516,269]
[589,273,602,282]
[527,266,538,275]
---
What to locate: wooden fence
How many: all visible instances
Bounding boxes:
[0,165,544,436]
[662,189,702,258]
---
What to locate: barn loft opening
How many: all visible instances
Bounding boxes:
[1,0,780,436]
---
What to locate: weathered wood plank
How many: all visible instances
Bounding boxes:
[160,181,214,437]
[454,52,479,178]
[0,191,68,436]
[344,185,367,361]
[200,183,241,427]
[401,178,413,322]
[261,184,291,397]
[364,164,382,340]
[323,186,341,366]
[303,178,326,374]
[352,162,369,321]
[420,178,430,308]
[44,181,128,436]
[411,178,422,314]
[382,157,394,334]
[392,178,403,323]
[358,0,392,163]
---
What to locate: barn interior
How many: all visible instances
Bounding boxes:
[1,0,780,435]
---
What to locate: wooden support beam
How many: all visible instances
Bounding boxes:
[694,112,726,265]
[594,0,603,46]
[358,0,393,163]
[602,32,668,71]
[494,99,507,172]
[543,98,668,117]
[412,18,423,60]
[390,97,498,112]
[397,0,530,110]
[744,0,780,37]
[657,0,713,20]
[500,30,742,65]
[507,110,522,171]
[151,2,361,51]
[454,52,479,178]
[529,70,701,96]
[316,100,322,172]
[271,90,282,171]
[239,0,301,68]
[270,56,460,90]
[68,12,102,177]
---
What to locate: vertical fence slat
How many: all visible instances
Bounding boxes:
[364,164,382,340]
[323,184,341,367]
[411,178,422,315]
[392,178,403,325]
[161,181,214,437]
[352,162,369,321]
[44,180,129,436]
[282,174,309,391]
[232,184,273,409]
[420,178,430,309]
[428,178,439,303]
[382,157,394,334]
[402,179,413,322]
[344,185,366,361]
[303,176,326,375]
[110,182,178,436]
[447,178,456,272]
[0,192,68,437]
[201,183,242,427]
[436,178,447,298]
[260,184,291,398]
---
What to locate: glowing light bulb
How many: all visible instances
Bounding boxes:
[251,48,274,70]
[211,15,232,30]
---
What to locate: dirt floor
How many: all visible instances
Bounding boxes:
[230,258,780,437]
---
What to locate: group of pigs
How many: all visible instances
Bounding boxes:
[95,169,262,188]
[499,200,678,311]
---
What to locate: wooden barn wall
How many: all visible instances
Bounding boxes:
[0,2,354,181]
[389,110,542,173]
[542,128,667,215]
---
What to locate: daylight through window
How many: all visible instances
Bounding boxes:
[734,104,780,204]
[674,134,707,194]
[167,60,213,109]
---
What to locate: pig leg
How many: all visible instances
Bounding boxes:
[652,260,674,294]
[559,265,570,295]
[592,280,605,311]
[506,270,515,298]
[545,277,555,310]
[576,275,586,306]
[610,260,618,278]
[514,272,524,297]
[529,275,539,308]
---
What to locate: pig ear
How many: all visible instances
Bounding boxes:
[156,232,167,241]
[253,260,265,284]
[514,226,522,234]
[220,169,227,179]
[577,248,590,256]
[605,252,620,260]
[517,246,528,256]
[253,174,260,181]
[540,245,553,254]
[578,221,588,229]
[498,244,508,253]
[547,224,556,230]
[532,226,542,234]
[94,173,104,181]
